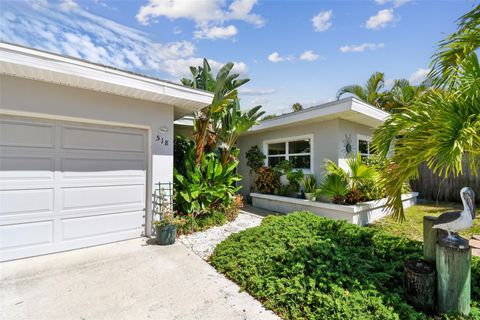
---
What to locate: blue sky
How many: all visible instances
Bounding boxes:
[0,0,476,115]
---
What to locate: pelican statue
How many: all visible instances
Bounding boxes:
[432,187,476,246]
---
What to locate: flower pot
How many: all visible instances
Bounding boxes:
[305,193,315,201]
[403,259,436,314]
[155,224,177,245]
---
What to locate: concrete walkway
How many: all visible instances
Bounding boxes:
[0,238,279,320]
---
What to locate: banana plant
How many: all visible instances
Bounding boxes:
[215,98,265,164]
[181,59,250,164]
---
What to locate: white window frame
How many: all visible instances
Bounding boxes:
[357,134,373,159]
[263,134,314,174]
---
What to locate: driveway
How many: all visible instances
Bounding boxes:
[1,238,278,320]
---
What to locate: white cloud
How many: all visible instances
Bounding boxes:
[173,26,182,34]
[238,88,276,95]
[312,10,332,32]
[300,50,320,61]
[194,24,238,40]
[0,2,247,80]
[365,9,396,29]
[60,0,78,10]
[268,52,293,63]
[339,43,385,52]
[136,0,265,40]
[374,0,410,8]
[409,68,430,84]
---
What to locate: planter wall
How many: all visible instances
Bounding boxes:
[251,192,418,226]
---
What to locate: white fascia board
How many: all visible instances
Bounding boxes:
[248,98,352,133]
[350,97,390,122]
[246,97,389,134]
[0,42,213,107]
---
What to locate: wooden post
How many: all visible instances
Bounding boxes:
[436,234,471,316]
[423,216,438,262]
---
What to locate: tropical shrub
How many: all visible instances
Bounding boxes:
[318,156,379,204]
[210,212,480,320]
[246,145,266,173]
[174,147,241,223]
[302,175,317,193]
[255,166,280,194]
[316,173,349,203]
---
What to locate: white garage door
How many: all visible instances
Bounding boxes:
[0,116,147,261]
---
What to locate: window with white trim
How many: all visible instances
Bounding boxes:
[357,135,375,160]
[265,136,312,171]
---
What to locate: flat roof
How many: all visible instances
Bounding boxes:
[0,42,213,120]
[242,97,389,135]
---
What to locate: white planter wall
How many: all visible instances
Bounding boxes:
[251,192,418,226]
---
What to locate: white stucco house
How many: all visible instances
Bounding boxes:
[234,98,417,226]
[0,43,212,261]
[236,97,390,196]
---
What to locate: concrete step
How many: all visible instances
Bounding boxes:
[470,238,480,249]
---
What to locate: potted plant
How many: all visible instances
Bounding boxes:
[302,175,317,200]
[153,209,185,245]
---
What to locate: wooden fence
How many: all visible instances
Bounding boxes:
[411,161,480,203]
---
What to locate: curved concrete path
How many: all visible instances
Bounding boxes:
[1,238,279,320]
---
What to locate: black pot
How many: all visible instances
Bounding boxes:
[155,224,177,245]
[403,259,436,314]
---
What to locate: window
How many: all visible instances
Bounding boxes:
[358,135,375,160]
[264,135,313,172]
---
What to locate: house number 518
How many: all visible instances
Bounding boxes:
[156,135,169,146]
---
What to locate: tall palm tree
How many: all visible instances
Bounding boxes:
[373,53,480,220]
[382,79,428,112]
[336,72,386,108]
[292,102,303,112]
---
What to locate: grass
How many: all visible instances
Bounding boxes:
[370,201,480,241]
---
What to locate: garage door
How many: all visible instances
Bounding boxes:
[0,116,147,261]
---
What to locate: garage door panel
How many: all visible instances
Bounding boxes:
[61,158,146,179]
[0,156,55,182]
[0,120,55,149]
[61,184,145,211]
[61,211,143,241]
[0,220,54,250]
[61,126,145,153]
[0,189,54,215]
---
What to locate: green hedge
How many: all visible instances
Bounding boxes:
[210,212,479,320]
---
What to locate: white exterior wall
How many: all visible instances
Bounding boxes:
[237,118,377,196]
[337,119,376,171]
[0,75,175,236]
[237,119,340,196]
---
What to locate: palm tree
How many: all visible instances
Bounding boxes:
[428,5,480,87]
[382,79,428,112]
[336,72,386,109]
[292,102,303,112]
[373,54,480,220]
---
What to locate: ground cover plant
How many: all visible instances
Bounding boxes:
[210,211,479,319]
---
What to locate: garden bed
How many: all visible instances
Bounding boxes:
[250,192,418,226]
